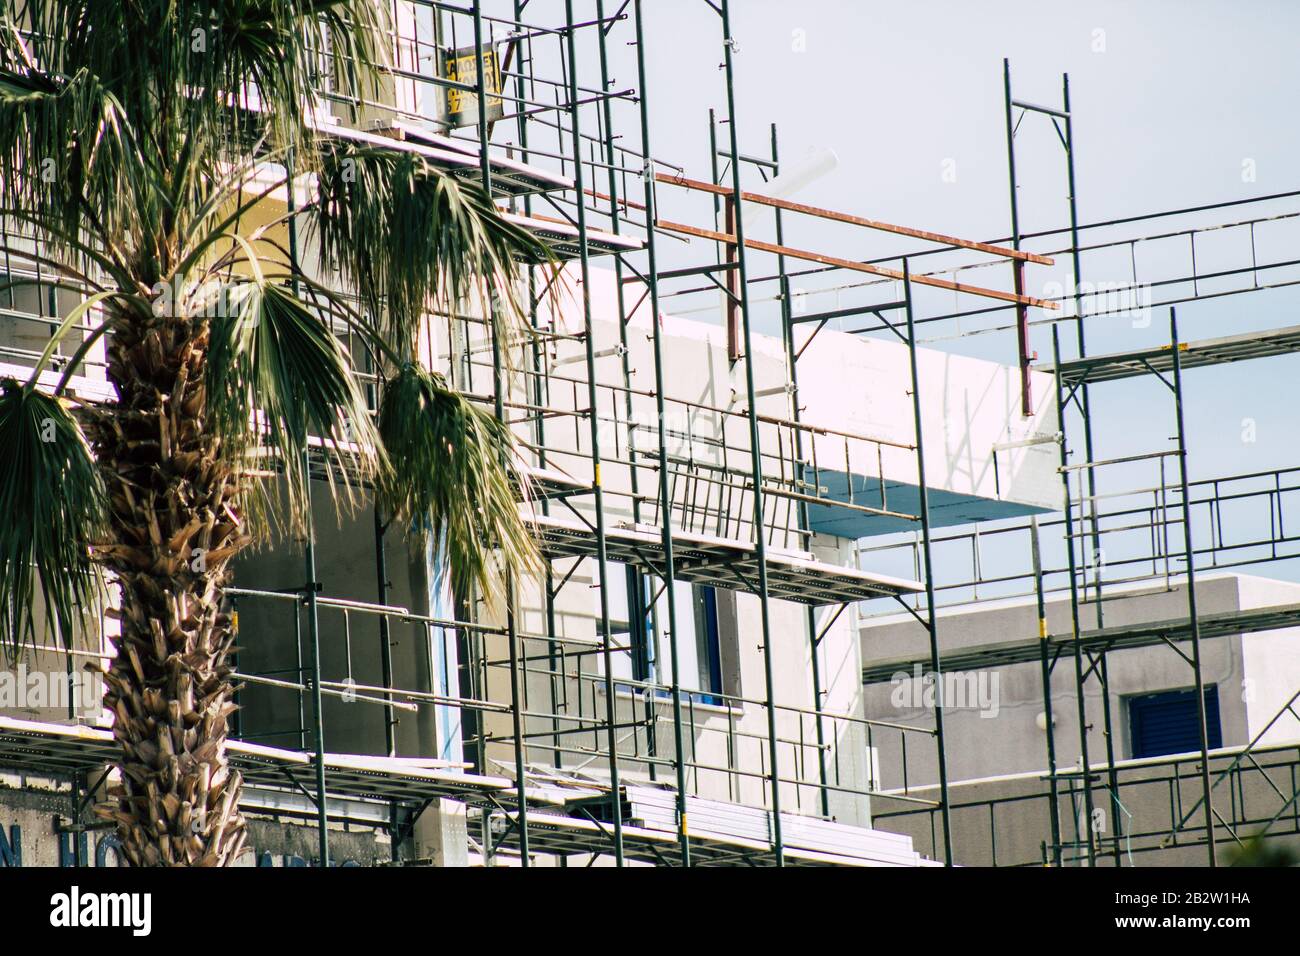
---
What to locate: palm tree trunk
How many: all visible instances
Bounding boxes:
[91,312,250,866]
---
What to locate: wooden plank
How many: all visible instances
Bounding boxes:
[655,171,1054,266]
[655,218,1059,310]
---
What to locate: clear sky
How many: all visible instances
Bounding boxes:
[480,0,1300,590]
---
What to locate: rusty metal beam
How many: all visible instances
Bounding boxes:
[655,172,1054,266]
[724,194,741,360]
[1013,259,1034,414]
[655,218,1060,310]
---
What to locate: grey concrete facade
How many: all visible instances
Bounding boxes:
[860,572,1300,864]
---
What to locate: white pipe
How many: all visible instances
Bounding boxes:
[748,146,839,200]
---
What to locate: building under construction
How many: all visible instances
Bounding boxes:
[1,1,1299,868]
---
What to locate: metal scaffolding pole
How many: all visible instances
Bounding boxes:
[903,260,954,866]
[599,0,661,789]
[1031,517,1063,865]
[769,121,832,820]
[1169,307,1219,868]
[286,148,330,868]
[301,443,329,865]
[564,0,624,866]
[633,0,692,866]
[718,0,784,865]
[373,509,401,861]
[1007,60,1121,864]
[282,147,330,868]
[508,0,566,774]
[472,0,530,864]
[1001,59,1033,417]
[1062,70,1123,865]
[1052,324,1097,865]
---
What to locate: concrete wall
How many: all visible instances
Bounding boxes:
[1236,574,1300,745]
[229,486,445,763]
[860,573,1300,863]
[859,573,1300,790]
[795,314,1059,533]
[0,583,111,726]
[872,743,1300,867]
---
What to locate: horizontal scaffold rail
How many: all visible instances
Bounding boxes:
[0,715,552,810]
[499,210,645,258]
[654,218,1057,310]
[1046,324,1300,386]
[488,810,910,867]
[0,715,918,867]
[862,601,1300,684]
[654,171,1054,266]
[489,785,929,866]
[309,116,574,199]
[531,515,923,605]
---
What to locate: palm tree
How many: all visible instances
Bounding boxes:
[0,1,546,866]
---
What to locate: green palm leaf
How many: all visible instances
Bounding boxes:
[312,144,551,353]
[377,362,538,599]
[0,57,142,270]
[0,379,106,653]
[206,278,383,526]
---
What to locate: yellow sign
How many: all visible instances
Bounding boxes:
[443,45,503,129]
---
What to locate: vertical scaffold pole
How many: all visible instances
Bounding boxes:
[509,0,564,771]
[633,0,691,866]
[472,0,529,864]
[903,260,953,867]
[1001,59,1032,417]
[1063,72,1122,865]
[599,0,660,783]
[564,0,624,865]
[1052,324,1096,866]
[286,148,329,867]
[1169,307,1218,868]
[1031,517,1062,865]
[768,123,831,819]
[595,0,640,531]
[719,0,783,864]
[362,324,399,860]
[373,508,399,861]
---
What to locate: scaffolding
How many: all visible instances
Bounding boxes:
[854,61,1300,867]
[3,2,1300,869]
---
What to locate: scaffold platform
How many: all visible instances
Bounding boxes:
[531,514,924,605]
[1047,324,1300,386]
[862,601,1300,684]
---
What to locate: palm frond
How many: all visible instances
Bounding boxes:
[376,363,539,599]
[0,378,106,653]
[0,54,143,268]
[194,0,387,156]
[311,144,552,357]
[206,279,382,527]
[9,1,386,153]
[2,2,388,285]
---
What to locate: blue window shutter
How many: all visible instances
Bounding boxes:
[1129,686,1222,759]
